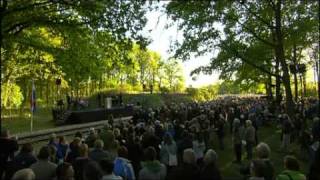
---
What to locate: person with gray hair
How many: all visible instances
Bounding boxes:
[89,139,110,162]
[168,148,199,180]
[11,168,35,180]
[256,142,274,180]
[245,120,256,160]
[200,149,221,180]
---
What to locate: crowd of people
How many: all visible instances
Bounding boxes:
[1,97,320,180]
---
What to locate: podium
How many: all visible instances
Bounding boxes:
[105,97,112,109]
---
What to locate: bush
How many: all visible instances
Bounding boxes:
[1,82,24,108]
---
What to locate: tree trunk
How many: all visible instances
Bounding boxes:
[275,0,295,116]
[275,58,281,105]
[292,44,298,102]
[266,75,273,100]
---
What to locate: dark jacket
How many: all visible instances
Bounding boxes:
[73,157,91,180]
[89,149,110,162]
[169,163,200,180]
[200,163,221,180]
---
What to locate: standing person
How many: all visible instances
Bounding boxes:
[168,149,200,180]
[5,143,37,180]
[192,133,206,166]
[199,149,221,180]
[139,147,167,180]
[56,162,74,180]
[160,133,178,172]
[113,146,135,180]
[100,159,123,180]
[245,120,256,160]
[276,156,306,180]
[216,115,225,150]
[281,115,293,153]
[308,148,320,180]
[0,129,19,179]
[232,118,244,164]
[256,142,275,180]
[58,136,69,162]
[73,144,91,180]
[30,146,57,180]
[249,160,266,180]
[89,140,110,163]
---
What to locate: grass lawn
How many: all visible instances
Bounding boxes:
[210,124,309,178]
[1,108,55,134]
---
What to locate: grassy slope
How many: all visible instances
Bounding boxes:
[2,108,55,134]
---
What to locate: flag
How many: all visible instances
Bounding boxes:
[31,80,36,113]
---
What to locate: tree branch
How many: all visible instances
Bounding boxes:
[241,2,276,30]
[220,41,280,78]
[4,1,52,17]
[225,12,275,47]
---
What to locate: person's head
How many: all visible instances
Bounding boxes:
[118,146,128,159]
[144,146,157,161]
[12,168,35,180]
[20,143,34,154]
[75,132,82,139]
[38,146,50,160]
[250,160,265,177]
[203,149,218,165]
[79,143,89,157]
[183,148,196,164]
[59,136,66,144]
[256,142,271,159]
[94,139,104,150]
[56,162,74,180]
[99,159,114,174]
[83,161,103,180]
[284,155,300,171]
[245,120,252,127]
[89,128,96,135]
[49,133,57,143]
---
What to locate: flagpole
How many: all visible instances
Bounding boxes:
[30,112,33,132]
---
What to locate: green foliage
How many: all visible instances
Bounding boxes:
[186,85,218,102]
[1,82,24,108]
[166,1,318,105]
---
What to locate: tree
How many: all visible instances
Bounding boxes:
[166,0,318,115]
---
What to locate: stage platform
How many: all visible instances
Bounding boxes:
[52,106,135,125]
